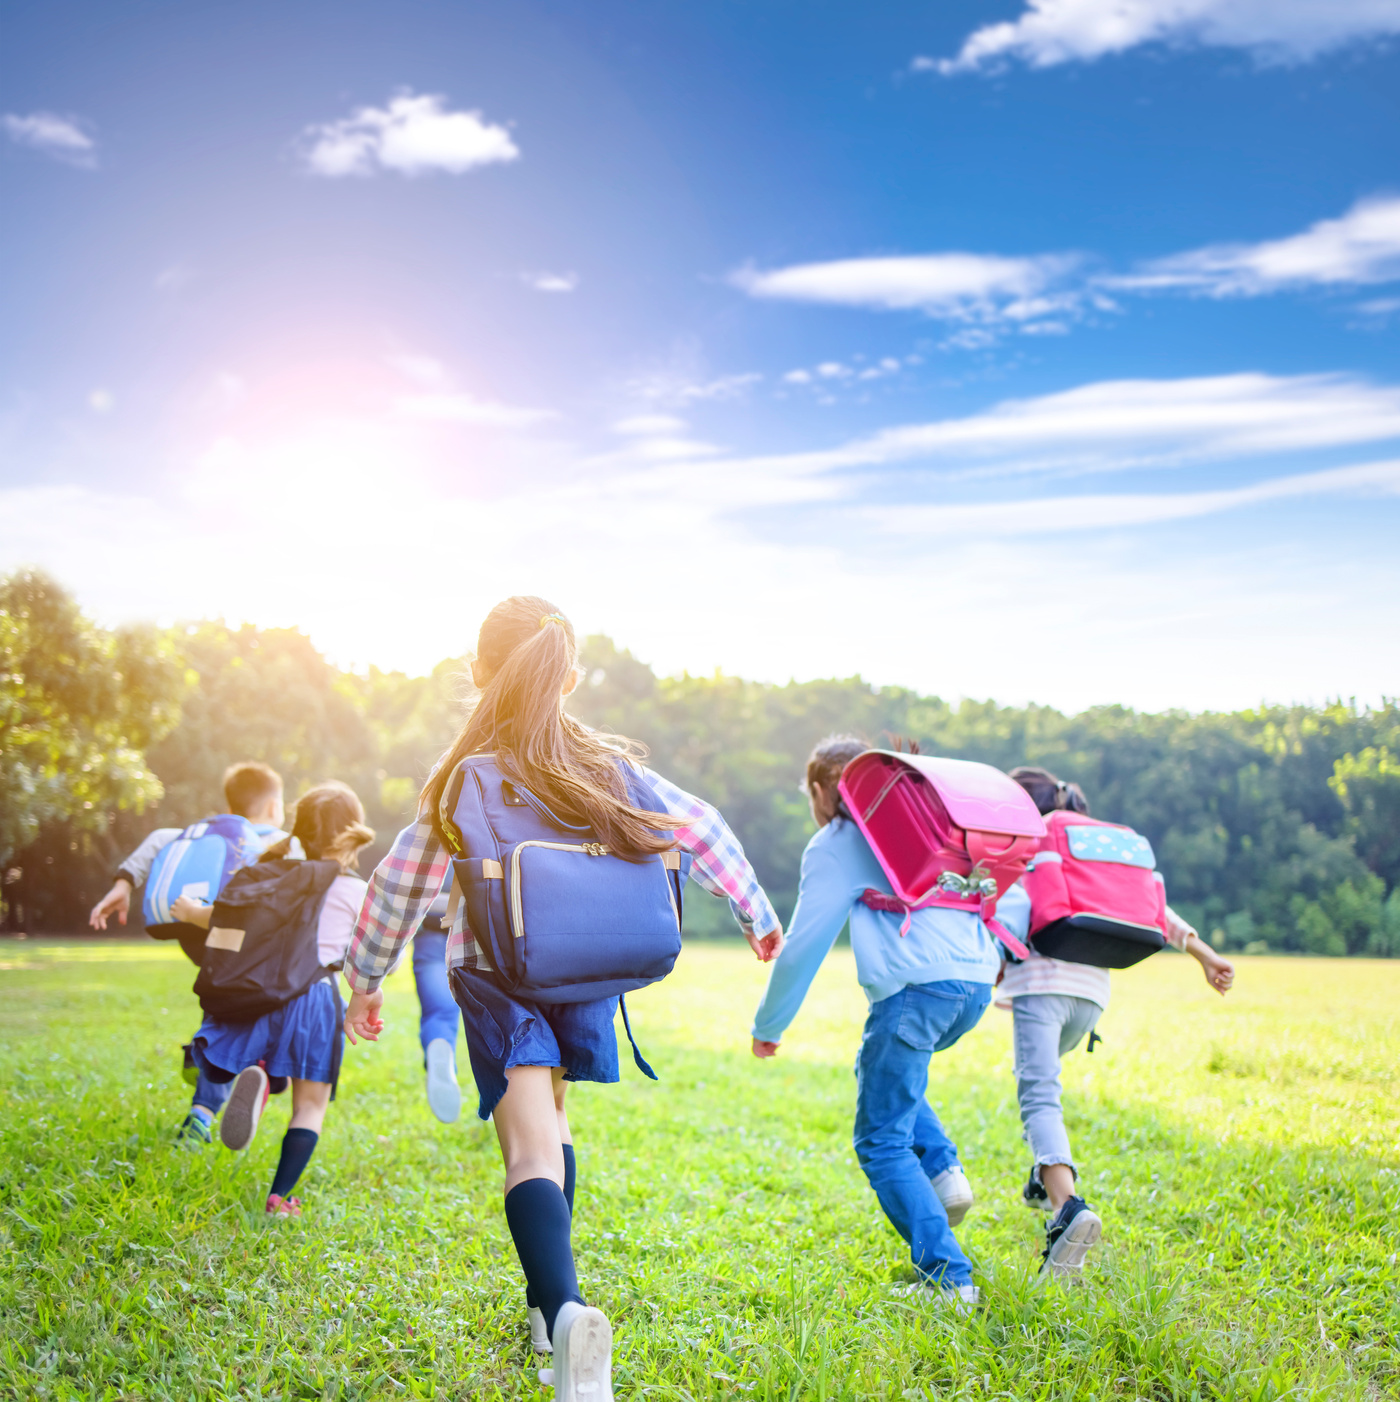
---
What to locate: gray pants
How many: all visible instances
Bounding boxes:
[1011,994,1102,1172]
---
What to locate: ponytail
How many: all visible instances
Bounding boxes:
[259,781,376,872]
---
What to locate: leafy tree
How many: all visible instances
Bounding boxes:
[0,569,184,869]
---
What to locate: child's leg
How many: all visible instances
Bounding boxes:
[911,1098,959,1181]
[266,1078,331,1205]
[494,1065,583,1342]
[528,1072,577,1320]
[1012,996,1098,1211]
[189,1067,232,1122]
[412,931,460,1054]
[853,985,986,1288]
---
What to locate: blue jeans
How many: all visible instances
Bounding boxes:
[191,1068,231,1116]
[853,979,992,1287]
[413,931,461,1055]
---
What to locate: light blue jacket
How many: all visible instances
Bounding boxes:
[750,816,1031,1043]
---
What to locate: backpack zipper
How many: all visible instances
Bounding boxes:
[508,841,680,940]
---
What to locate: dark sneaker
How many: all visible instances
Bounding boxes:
[1022,1164,1052,1212]
[220,1065,270,1152]
[181,1043,200,1087]
[1040,1196,1102,1278]
[175,1111,213,1148]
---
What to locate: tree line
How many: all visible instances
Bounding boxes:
[3,568,1397,955]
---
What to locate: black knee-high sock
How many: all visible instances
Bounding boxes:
[506,1177,582,1340]
[269,1128,318,1199]
[527,1145,576,1310]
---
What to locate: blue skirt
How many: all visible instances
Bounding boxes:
[193,979,343,1086]
[450,966,627,1121]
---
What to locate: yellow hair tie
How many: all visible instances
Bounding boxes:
[539,612,568,629]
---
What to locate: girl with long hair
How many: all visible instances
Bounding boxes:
[172,780,374,1216]
[342,596,780,1402]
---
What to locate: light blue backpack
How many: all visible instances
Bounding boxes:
[142,815,267,937]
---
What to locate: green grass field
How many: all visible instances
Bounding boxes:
[1,940,1396,1401]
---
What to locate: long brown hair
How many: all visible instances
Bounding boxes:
[1009,765,1091,817]
[260,781,376,871]
[420,595,679,859]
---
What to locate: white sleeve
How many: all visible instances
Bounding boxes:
[319,876,368,967]
[117,828,184,885]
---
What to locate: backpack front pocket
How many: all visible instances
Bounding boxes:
[506,841,682,995]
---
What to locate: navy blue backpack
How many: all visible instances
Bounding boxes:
[441,755,693,1013]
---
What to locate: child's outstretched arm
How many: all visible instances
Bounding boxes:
[1166,906,1234,996]
[344,813,451,1043]
[750,838,855,1056]
[637,766,783,960]
[170,894,213,929]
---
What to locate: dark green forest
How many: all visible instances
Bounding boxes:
[3,568,1397,954]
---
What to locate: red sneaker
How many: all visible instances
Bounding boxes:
[221,1065,270,1151]
[265,1194,302,1218]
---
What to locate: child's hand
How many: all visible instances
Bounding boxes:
[170,894,212,928]
[751,1037,780,1059]
[745,924,785,962]
[1201,951,1234,996]
[345,988,385,1045]
[89,881,131,930]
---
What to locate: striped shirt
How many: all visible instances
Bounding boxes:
[995,905,1195,1011]
[345,761,779,994]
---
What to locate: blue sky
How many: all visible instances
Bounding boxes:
[3,0,1398,711]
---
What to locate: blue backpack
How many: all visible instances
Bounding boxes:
[442,755,693,1014]
[143,815,267,938]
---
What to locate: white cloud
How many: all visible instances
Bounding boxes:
[394,393,555,427]
[924,0,1400,75]
[733,252,1082,326]
[299,92,518,178]
[687,373,1400,494]
[524,271,579,293]
[88,389,115,413]
[862,457,1400,536]
[1114,195,1400,296]
[3,111,96,167]
[629,370,763,406]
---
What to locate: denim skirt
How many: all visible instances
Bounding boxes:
[192,978,343,1086]
[450,965,623,1120]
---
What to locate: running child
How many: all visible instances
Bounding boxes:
[171,780,374,1216]
[89,761,287,1144]
[1001,766,1234,1276]
[750,736,1031,1309]
[342,596,781,1402]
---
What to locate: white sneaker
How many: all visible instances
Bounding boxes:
[425,1038,461,1125]
[220,1065,269,1152]
[539,1301,612,1400]
[529,1306,550,1354]
[930,1165,974,1227]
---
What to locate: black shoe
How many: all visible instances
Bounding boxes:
[1022,1164,1052,1212]
[1040,1195,1102,1278]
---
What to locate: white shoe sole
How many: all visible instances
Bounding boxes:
[542,1302,612,1400]
[932,1171,974,1228]
[425,1038,461,1125]
[220,1066,268,1152]
[529,1305,551,1354]
[1042,1208,1102,1277]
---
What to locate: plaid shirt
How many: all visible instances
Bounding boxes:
[345,762,780,993]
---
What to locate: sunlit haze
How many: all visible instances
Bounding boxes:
[4,2,1398,712]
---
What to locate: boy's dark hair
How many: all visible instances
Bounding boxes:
[805,734,868,818]
[223,761,283,818]
[1009,765,1091,817]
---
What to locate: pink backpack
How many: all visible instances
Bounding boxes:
[1022,811,1168,968]
[838,751,1045,958]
